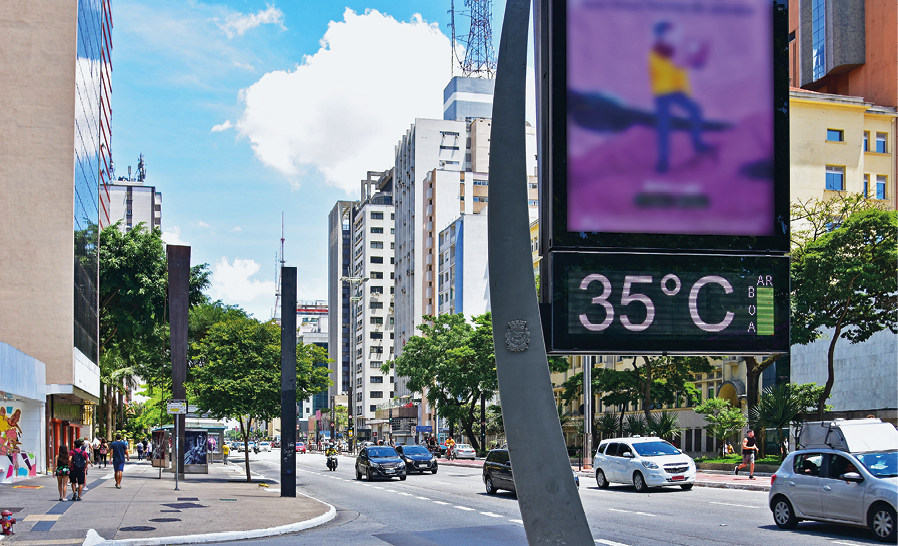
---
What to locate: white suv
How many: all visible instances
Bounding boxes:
[594,436,696,492]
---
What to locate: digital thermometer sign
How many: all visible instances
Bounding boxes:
[550,252,789,355]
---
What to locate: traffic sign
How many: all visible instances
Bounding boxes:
[166,401,187,415]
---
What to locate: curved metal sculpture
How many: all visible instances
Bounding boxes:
[487,0,593,543]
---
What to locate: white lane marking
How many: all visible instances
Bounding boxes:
[510,519,523,524]
[608,508,631,513]
[480,512,503,518]
[384,489,397,493]
[431,481,452,485]
[416,496,431,500]
[596,540,631,546]
[397,492,412,496]
[433,501,450,505]
[608,508,654,517]
[833,542,867,546]
[710,501,759,509]
[373,486,384,489]
[634,512,655,517]
[454,506,474,511]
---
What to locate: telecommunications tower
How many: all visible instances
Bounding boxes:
[449,0,497,78]
[273,213,285,321]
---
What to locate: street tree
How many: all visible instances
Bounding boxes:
[791,207,897,418]
[189,316,331,481]
[694,397,747,452]
[386,313,496,452]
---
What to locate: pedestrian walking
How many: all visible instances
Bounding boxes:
[109,434,130,489]
[734,430,759,479]
[136,440,145,461]
[68,439,92,501]
[91,436,101,465]
[99,438,109,468]
[55,445,70,501]
[222,442,229,465]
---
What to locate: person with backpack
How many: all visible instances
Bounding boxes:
[98,438,108,468]
[110,434,129,489]
[136,440,145,461]
[68,439,92,501]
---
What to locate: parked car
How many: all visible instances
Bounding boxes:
[482,448,579,495]
[396,444,439,474]
[593,436,696,492]
[259,441,272,452]
[455,444,477,460]
[295,443,307,454]
[769,419,898,542]
[355,446,407,481]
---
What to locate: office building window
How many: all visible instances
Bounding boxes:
[473,180,488,186]
[371,227,383,234]
[876,175,887,200]
[826,129,843,142]
[370,332,383,339]
[370,376,384,383]
[876,133,888,154]
[370,285,383,294]
[370,256,383,264]
[370,241,384,249]
[370,391,383,398]
[863,174,869,198]
[371,212,384,220]
[370,405,377,413]
[825,166,844,191]
[811,0,825,80]
[370,317,383,324]
[371,271,383,279]
[473,196,488,203]
[369,301,383,309]
[863,131,870,152]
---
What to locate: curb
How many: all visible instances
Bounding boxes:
[80,496,337,546]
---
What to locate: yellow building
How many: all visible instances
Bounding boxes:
[791,88,897,209]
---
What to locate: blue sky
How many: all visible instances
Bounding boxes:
[111,1,519,320]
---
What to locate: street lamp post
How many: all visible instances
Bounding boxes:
[341,276,368,455]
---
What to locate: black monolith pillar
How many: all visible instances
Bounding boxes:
[280,267,297,497]
[167,245,190,477]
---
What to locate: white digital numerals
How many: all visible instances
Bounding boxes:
[578,274,735,333]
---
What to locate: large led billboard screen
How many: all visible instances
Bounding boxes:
[539,0,789,252]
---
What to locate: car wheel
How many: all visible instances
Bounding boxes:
[355,466,361,480]
[366,468,373,481]
[485,475,497,495]
[596,469,609,489]
[633,472,648,493]
[869,502,897,543]
[431,469,437,475]
[772,496,799,529]
[680,484,693,490]
[400,474,407,481]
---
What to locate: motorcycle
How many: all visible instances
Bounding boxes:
[326,454,338,471]
[253,445,260,454]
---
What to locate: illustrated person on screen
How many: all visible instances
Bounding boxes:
[648,20,712,173]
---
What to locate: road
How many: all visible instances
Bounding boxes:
[232,450,883,546]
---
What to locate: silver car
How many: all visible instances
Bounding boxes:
[769,448,897,542]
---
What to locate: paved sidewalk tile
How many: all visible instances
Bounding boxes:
[0,459,334,545]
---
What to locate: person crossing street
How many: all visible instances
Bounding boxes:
[734,430,759,479]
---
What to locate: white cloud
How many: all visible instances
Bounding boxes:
[195,220,211,228]
[161,226,189,246]
[209,257,275,304]
[235,9,451,193]
[230,226,243,233]
[211,120,233,132]
[217,5,285,39]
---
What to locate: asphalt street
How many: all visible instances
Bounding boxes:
[226,450,884,546]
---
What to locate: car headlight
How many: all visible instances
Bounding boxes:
[642,460,659,469]
[397,462,405,468]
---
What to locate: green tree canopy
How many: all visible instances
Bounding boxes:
[791,207,897,418]
[189,316,331,480]
[694,397,747,446]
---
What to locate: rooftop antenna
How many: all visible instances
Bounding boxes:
[449,0,456,76]
[137,153,146,182]
[450,0,496,78]
[273,213,285,321]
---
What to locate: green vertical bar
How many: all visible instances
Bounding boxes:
[757,287,774,335]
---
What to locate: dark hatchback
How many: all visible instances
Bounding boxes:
[483,448,579,495]
[355,446,407,481]
[396,444,439,474]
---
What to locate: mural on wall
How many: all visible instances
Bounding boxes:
[1,405,36,482]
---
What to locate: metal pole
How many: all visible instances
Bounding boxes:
[174,418,179,491]
[280,267,297,497]
[486,0,593,542]
[583,356,593,470]
[480,393,486,454]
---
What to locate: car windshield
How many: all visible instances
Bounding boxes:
[855,451,898,478]
[368,448,398,458]
[403,446,430,455]
[632,441,681,457]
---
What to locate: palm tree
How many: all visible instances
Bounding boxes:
[596,412,619,441]
[750,384,803,460]
[624,414,648,437]
[648,411,681,442]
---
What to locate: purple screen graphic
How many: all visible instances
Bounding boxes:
[567,0,774,236]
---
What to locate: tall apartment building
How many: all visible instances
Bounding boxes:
[393,77,538,435]
[101,155,163,232]
[328,199,355,403]
[0,0,112,478]
[328,171,396,442]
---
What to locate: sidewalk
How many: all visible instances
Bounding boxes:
[436,458,772,491]
[0,459,334,546]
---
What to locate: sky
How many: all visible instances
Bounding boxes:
[111,0,527,321]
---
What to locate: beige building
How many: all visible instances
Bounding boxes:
[790,88,897,209]
[1,0,110,475]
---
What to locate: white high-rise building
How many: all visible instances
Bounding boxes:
[392,77,539,433]
[328,171,396,443]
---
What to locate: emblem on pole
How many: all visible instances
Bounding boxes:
[505,320,530,352]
